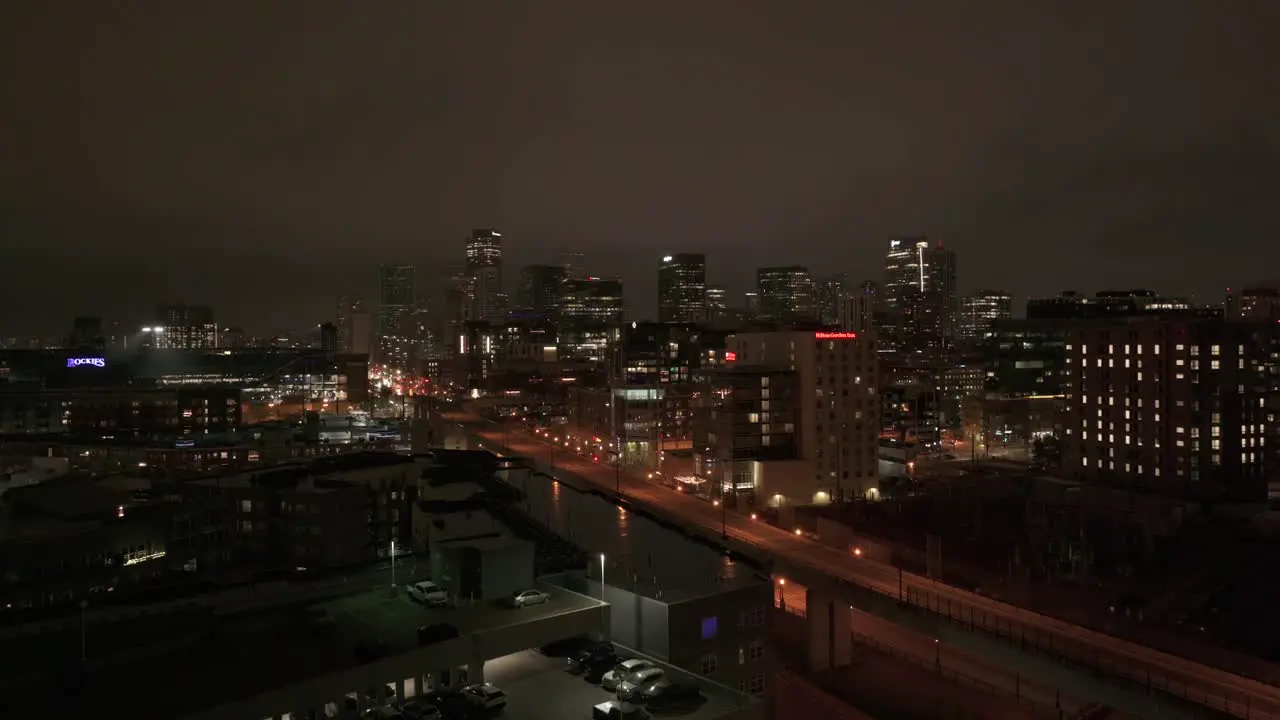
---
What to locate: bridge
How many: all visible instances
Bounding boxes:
[432,405,1280,720]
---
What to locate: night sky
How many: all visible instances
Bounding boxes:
[2,2,1277,335]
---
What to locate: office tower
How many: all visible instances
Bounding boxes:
[1063,317,1279,501]
[882,237,956,349]
[756,266,817,324]
[515,264,567,320]
[838,290,877,334]
[957,291,1012,343]
[726,329,880,503]
[744,292,761,320]
[706,286,728,320]
[465,228,504,321]
[336,297,365,353]
[152,304,217,349]
[318,322,338,353]
[816,274,849,326]
[557,276,623,361]
[658,253,707,323]
[377,264,415,372]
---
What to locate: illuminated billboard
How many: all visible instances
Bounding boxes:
[66,357,106,368]
[813,332,857,340]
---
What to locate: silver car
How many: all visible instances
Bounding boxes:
[617,667,664,701]
[602,659,655,691]
[509,589,549,608]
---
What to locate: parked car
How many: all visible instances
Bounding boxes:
[408,581,448,605]
[462,683,507,712]
[568,642,617,674]
[397,699,442,719]
[418,623,460,646]
[644,681,703,710]
[421,689,471,718]
[508,589,549,608]
[362,707,404,719]
[602,659,655,691]
[617,668,665,701]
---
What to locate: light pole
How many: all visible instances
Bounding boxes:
[390,539,397,591]
[599,553,606,599]
[614,437,622,496]
[79,599,88,662]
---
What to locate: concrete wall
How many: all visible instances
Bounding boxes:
[581,578,669,660]
[669,582,775,695]
[773,669,876,720]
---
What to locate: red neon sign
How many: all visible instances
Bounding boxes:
[814,332,857,340]
[724,351,737,361]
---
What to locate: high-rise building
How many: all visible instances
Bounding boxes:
[376,264,415,372]
[152,305,217,349]
[744,292,761,320]
[957,291,1012,343]
[756,266,817,324]
[1063,317,1279,501]
[706,286,728,320]
[336,297,365,353]
[816,274,848,326]
[838,290,877,334]
[725,330,880,503]
[515,264,567,320]
[465,229,504,321]
[658,253,707,323]
[883,236,930,309]
[882,237,956,349]
[557,276,623,361]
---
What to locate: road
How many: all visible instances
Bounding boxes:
[457,412,1280,720]
[776,580,1079,716]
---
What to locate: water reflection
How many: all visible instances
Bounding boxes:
[507,468,752,600]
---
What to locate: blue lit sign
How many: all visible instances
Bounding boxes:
[66,357,106,368]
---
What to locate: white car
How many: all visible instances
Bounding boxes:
[407,581,447,605]
[617,667,664,701]
[602,659,655,691]
[463,683,507,711]
[508,589,549,608]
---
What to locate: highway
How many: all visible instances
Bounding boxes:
[453,411,1280,720]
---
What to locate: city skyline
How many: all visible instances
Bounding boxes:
[2,3,1277,335]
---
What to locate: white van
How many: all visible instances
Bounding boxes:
[407,580,447,605]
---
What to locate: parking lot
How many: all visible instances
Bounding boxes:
[477,649,749,720]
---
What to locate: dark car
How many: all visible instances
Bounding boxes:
[422,689,473,719]
[539,636,600,657]
[418,623,460,646]
[578,648,622,681]
[567,643,617,675]
[646,682,704,711]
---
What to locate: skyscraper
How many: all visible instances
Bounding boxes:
[377,264,415,372]
[882,237,957,349]
[657,253,707,323]
[465,229,504,321]
[816,273,849,325]
[705,285,728,320]
[515,264,567,320]
[756,266,817,324]
[957,291,1012,343]
[557,276,624,361]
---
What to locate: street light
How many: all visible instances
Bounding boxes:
[599,553,606,599]
[390,539,397,591]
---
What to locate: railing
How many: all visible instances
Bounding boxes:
[896,584,1278,720]
[774,599,1070,719]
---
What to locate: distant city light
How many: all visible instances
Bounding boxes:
[724,351,737,361]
